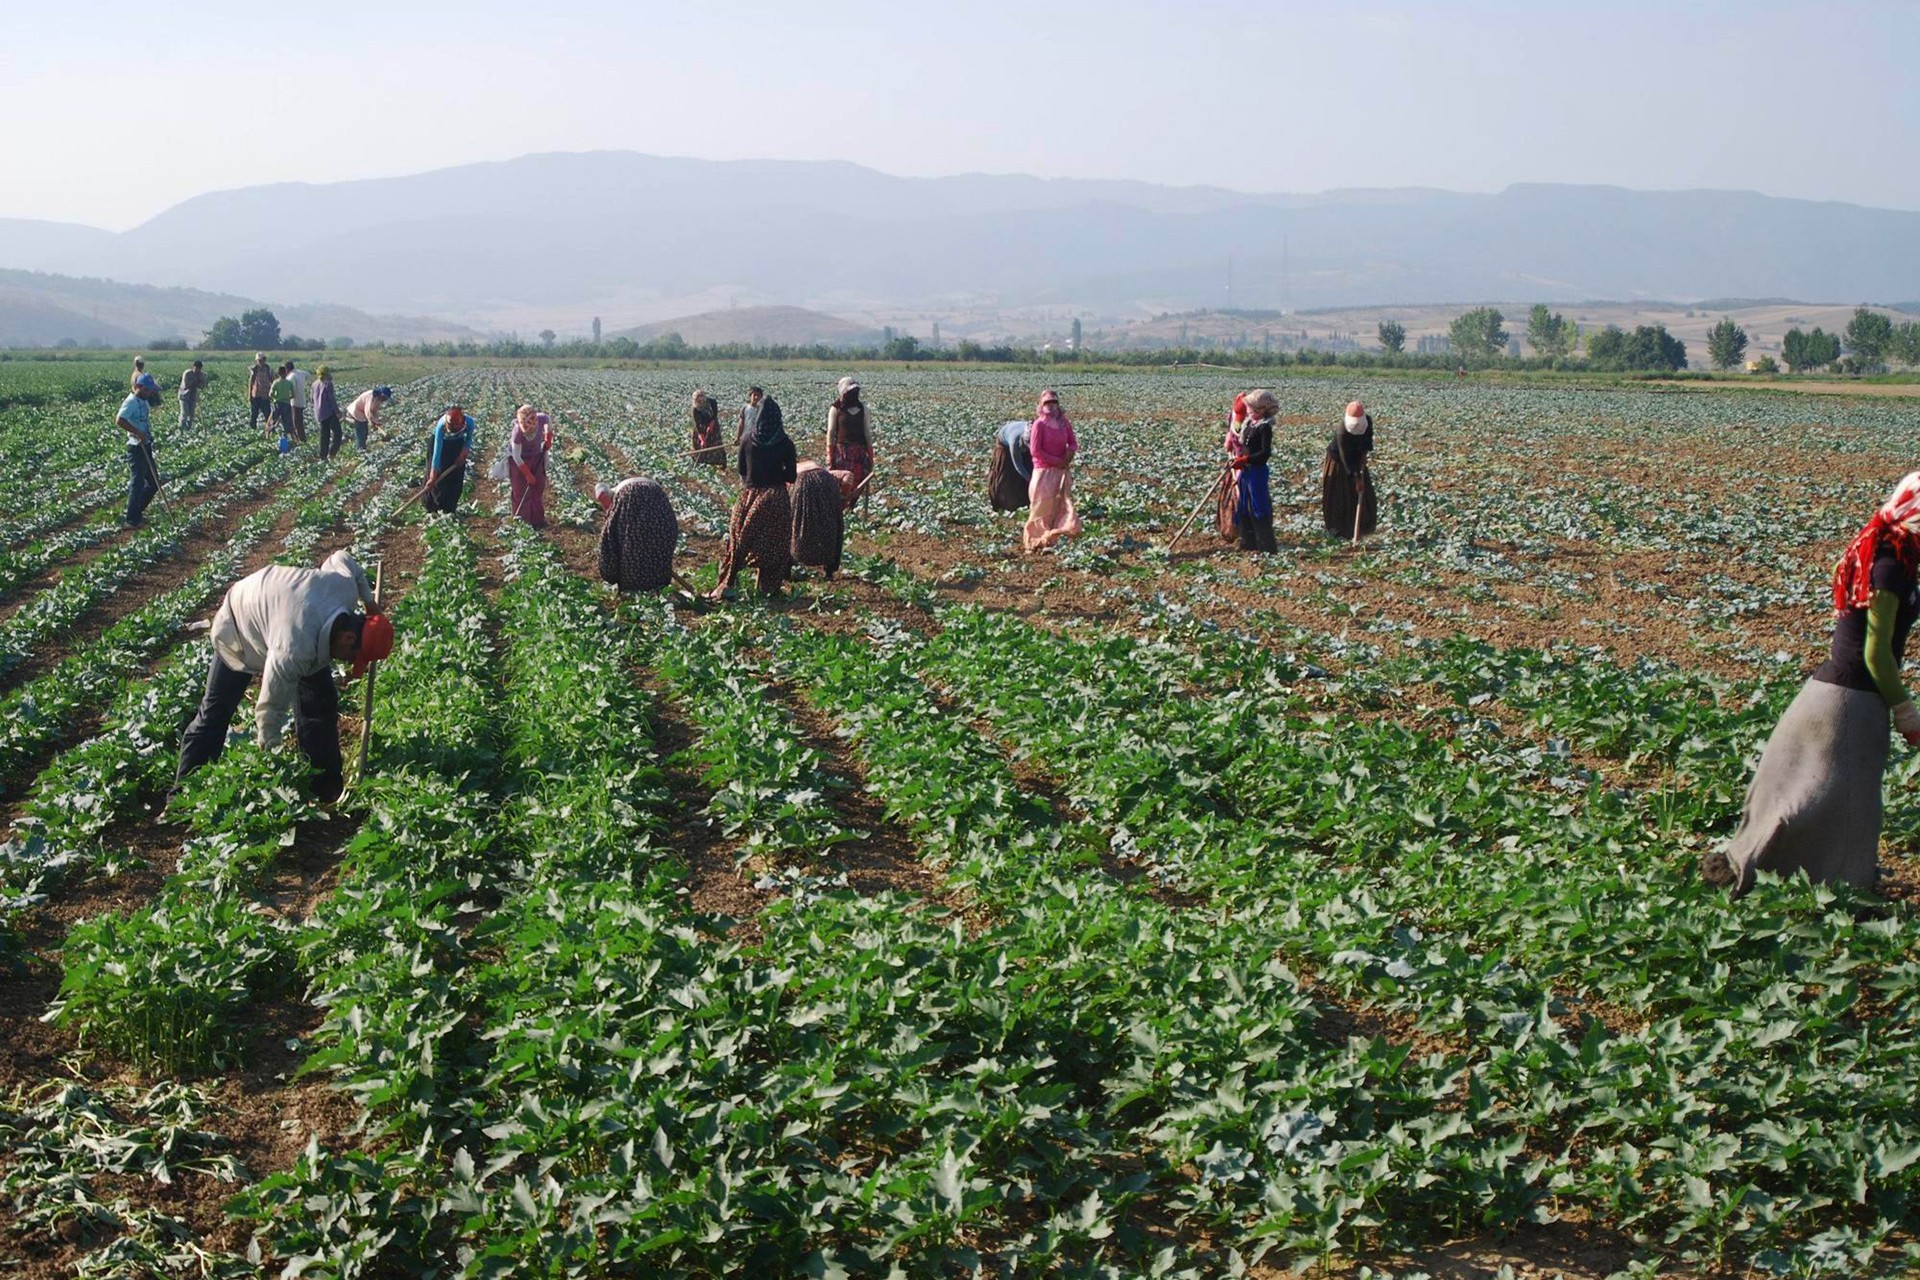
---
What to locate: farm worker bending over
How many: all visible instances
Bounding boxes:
[691,390,726,466]
[1232,390,1278,553]
[712,386,797,599]
[595,479,681,592]
[346,385,392,451]
[1323,400,1377,538]
[826,377,874,510]
[117,375,163,527]
[988,420,1033,512]
[178,360,205,431]
[1023,389,1081,553]
[1706,472,1920,896]
[248,353,274,434]
[423,404,474,513]
[790,460,845,579]
[174,550,393,803]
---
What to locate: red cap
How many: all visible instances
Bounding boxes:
[351,614,394,677]
[1345,401,1366,419]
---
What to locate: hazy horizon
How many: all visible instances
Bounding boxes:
[6,0,1915,230]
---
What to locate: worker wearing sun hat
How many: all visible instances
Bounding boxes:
[1322,399,1377,539]
[175,549,391,803]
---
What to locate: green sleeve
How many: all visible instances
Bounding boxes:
[1865,590,1909,707]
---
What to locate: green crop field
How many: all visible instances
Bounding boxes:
[0,359,1916,1279]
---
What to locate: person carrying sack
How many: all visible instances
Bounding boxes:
[174,549,393,803]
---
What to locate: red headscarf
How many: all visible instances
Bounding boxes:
[1833,471,1920,613]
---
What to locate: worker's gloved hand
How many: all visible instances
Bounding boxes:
[1894,699,1920,745]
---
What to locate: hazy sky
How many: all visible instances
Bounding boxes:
[5,0,1915,229]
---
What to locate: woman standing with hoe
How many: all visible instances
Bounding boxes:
[826,377,874,510]
[1233,390,1278,552]
[507,406,553,528]
[1706,473,1920,895]
[1322,400,1377,539]
[710,387,797,600]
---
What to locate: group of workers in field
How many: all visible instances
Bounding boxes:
[989,388,1380,554]
[146,354,1912,908]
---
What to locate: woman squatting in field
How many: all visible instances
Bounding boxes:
[1706,471,1920,895]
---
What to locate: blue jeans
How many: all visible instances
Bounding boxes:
[126,443,157,525]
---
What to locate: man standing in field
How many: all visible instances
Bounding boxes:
[116,375,163,526]
[287,359,311,445]
[174,549,392,804]
[177,359,205,430]
[248,353,274,434]
[130,356,146,391]
[270,362,298,444]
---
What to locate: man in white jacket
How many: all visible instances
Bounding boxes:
[174,549,393,802]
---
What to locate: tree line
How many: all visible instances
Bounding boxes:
[190,304,1918,375]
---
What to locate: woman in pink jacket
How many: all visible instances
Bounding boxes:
[1023,389,1081,553]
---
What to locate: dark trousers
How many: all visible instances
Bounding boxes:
[126,444,158,525]
[250,396,270,431]
[424,461,466,513]
[176,656,345,802]
[352,419,369,450]
[317,414,343,459]
[1237,514,1277,553]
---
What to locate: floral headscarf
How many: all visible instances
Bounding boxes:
[1834,471,1920,613]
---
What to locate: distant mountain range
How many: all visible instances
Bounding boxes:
[0,267,482,348]
[2,152,1917,340]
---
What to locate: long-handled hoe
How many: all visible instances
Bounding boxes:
[339,560,384,801]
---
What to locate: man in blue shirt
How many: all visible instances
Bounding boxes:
[117,375,163,526]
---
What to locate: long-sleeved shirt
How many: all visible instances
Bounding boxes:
[179,369,204,395]
[287,368,310,408]
[346,390,384,426]
[248,364,273,398]
[1029,414,1077,470]
[311,379,338,420]
[210,550,376,748]
[1237,417,1274,468]
[430,414,474,474]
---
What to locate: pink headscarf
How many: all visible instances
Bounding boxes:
[1030,391,1077,470]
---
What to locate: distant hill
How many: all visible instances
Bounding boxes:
[6,153,1920,323]
[610,305,881,347]
[0,268,482,348]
